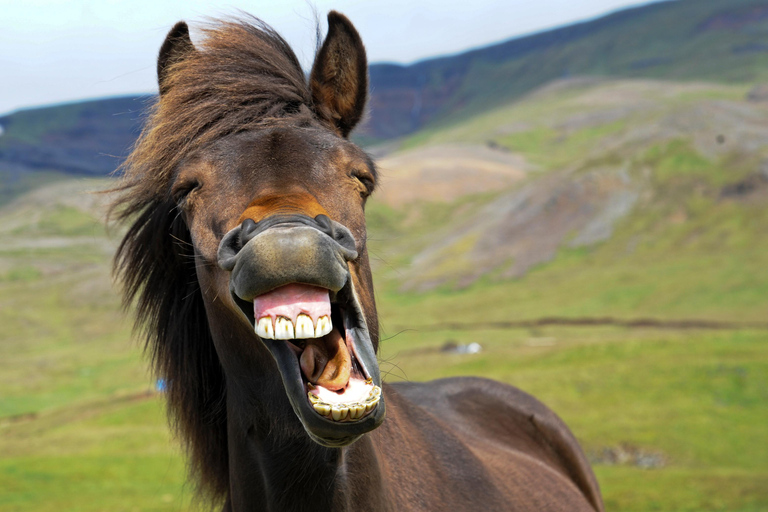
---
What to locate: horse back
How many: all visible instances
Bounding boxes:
[379,377,603,511]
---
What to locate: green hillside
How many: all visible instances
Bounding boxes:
[369,79,768,324]
[363,0,768,139]
[0,180,191,510]
[1,76,767,511]
[0,96,146,190]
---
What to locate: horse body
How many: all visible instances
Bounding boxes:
[217,375,601,511]
[113,11,604,511]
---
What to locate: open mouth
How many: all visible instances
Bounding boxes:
[243,283,382,423]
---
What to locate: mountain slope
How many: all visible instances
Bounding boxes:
[0,96,146,177]
[365,78,768,326]
[3,0,768,177]
[361,0,768,140]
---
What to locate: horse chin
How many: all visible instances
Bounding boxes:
[233,280,386,446]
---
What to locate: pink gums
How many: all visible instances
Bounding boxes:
[253,283,331,324]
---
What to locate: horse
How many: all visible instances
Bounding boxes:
[111,12,604,511]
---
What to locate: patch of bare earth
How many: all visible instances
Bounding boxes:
[375,144,529,207]
[401,166,639,291]
[381,79,768,291]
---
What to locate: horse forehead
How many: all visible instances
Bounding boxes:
[240,127,338,169]
[216,127,368,191]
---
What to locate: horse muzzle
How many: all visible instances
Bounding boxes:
[217,214,386,446]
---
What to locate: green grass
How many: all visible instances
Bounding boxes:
[0,400,191,512]
[3,75,768,510]
[0,168,71,207]
[12,204,106,237]
[0,179,189,510]
[595,467,768,512]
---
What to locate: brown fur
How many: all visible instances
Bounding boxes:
[238,193,330,224]
[111,16,319,499]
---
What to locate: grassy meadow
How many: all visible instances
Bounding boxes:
[2,78,768,511]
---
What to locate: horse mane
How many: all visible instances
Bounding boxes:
[111,17,318,501]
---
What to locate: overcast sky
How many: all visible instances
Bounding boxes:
[0,0,654,116]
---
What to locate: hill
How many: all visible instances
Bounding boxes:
[0,96,146,175]
[369,78,768,306]
[361,0,768,140]
[1,76,767,507]
[4,0,768,179]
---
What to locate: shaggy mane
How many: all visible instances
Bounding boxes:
[111,17,317,501]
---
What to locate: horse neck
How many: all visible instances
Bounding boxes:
[230,424,389,511]
[207,311,388,511]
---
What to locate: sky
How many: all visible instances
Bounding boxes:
[0,0,653,116]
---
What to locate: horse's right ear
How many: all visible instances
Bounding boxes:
[157,22,195,96]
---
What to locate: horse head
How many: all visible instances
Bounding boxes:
[166,13,385,446]
[114,12,385,494]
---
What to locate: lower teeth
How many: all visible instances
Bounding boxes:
[308,385,381,421]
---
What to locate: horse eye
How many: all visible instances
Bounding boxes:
[172,181,201,204]
[352,172,374,195]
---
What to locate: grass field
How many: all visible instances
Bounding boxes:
[2,77,768,511]
[1,187,766,511]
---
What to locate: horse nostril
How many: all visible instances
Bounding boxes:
[314,214,335,238]
[240,218,258,246]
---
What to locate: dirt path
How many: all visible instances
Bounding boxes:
[395,316,768,332]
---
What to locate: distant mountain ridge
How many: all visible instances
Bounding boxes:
[2,0,768,176]
[361,0,768,139]
[0,96,146,176]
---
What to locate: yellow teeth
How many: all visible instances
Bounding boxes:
[255,315,333,340]
[331,405,347,421]
[256,317,275,339]
[312,403,331,416]
[275,317,294,340]
[295,314,314,338]
[315,316,332,338]
[349,403,365,420]
[307,385,382,422]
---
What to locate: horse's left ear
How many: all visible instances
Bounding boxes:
[310,12,368,137]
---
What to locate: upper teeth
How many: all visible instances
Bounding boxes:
[256,314,333,340]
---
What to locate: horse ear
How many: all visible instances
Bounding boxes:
[310,12,368,137]
[157,22,195,96]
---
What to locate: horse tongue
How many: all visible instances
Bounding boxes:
[300,328,351,391]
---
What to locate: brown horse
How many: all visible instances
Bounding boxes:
[112,12,604,511]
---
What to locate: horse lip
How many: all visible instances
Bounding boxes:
[218,215,358,274]
[231,280,386,445]
[224,225,355,306]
